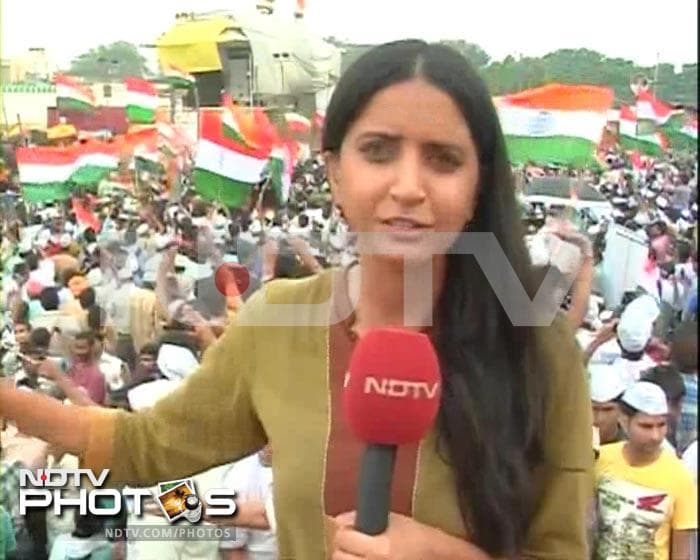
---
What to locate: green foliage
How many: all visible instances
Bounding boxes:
[67,42,149,82]
[328,38,697,107]
[438,40,490,68]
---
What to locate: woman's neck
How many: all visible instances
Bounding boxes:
[349,256,447,335]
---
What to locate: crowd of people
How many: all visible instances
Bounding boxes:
[0,44,698,560]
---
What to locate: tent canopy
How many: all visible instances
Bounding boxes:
[156,16,246,73]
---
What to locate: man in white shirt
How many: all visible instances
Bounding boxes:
[586,295,658,386]
[106,267,137,371]
[610,311,657,387]
[94,335,129,393]
[219,447,277,560]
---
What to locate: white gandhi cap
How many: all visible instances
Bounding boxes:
[621,381,668,416]
[589,364,626,403]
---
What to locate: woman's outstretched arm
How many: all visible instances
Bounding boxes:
[1,379,90,455]
[1,290,269,488]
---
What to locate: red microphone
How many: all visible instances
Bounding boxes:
[343,328,442,535]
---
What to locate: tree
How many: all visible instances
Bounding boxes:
[67,42,148,81]
[328,39,697,107]
[439,40,490,68]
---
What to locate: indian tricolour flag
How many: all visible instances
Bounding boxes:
[194,111,268,208]
[163,64,196,89]
[17,142,121,202]
[133,146,164,176]
[312,109,325,130]
[221,94,257,149]
[619,105,667,156]
[680,119,698,140]
[635,91,695,151]
[70,143,120,185]
[285,112,311,134]
[267,145,293,203]
[636,90,680,131]
[54,74,96,113]
[667,117,699,152]
[16,146,76,202]
[126,77,159,124]
[496,83,614,167]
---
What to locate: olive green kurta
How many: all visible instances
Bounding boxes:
[81,268,594,559]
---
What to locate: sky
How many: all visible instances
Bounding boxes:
[1,0,698,69]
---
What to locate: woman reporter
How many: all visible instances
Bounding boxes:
[1,40,593,559]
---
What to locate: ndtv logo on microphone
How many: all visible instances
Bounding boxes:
[18,469,238,524]
[344,374,439,399]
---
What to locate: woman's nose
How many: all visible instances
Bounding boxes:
[389,149,427,204]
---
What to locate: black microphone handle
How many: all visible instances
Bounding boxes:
[355,443,398,535]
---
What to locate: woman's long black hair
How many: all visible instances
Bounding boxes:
[322,40,549,556]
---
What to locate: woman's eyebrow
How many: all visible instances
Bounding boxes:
[355,131,402,142]
[355,131,465,152]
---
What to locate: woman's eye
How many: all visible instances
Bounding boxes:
[427,149,462,172]
[359,140,396,163]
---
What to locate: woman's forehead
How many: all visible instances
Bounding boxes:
[348,79,473,145]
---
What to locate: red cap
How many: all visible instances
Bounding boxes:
[343,329,442,445]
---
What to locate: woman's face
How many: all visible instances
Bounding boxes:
[326,78,480,262]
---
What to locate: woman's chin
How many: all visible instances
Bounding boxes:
[355,230,455,264]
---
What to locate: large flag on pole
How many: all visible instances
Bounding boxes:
[496,83,614,167]
[54,74,96,113]
[194,111,268,208]
[125,77,159,124]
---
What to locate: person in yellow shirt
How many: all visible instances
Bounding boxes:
[595,381,697,560]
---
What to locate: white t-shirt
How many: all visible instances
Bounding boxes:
[220,453,277,559]
[99,352,127,391]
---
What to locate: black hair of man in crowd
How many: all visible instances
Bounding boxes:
[39,287,60,311]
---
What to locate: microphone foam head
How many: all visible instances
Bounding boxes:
[343,328,442,445]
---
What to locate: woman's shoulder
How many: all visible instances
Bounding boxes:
[255,269,334,305]
[237,269,336,331]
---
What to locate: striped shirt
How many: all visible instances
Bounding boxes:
[679,373,698,454]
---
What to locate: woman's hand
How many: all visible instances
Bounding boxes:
[332,512,434,560]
